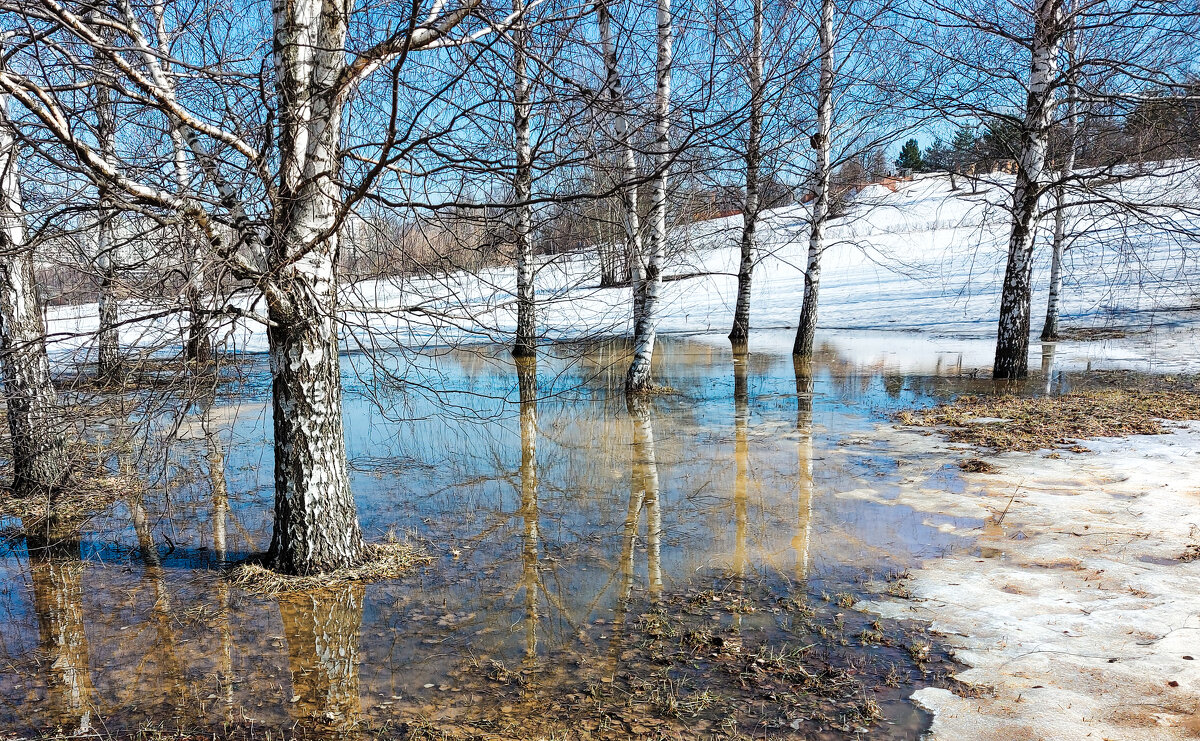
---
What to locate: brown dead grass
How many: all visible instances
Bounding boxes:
[896,388,1200,452]
[958,458,998,473]
[0,473,138,526]
[229,541,431,596]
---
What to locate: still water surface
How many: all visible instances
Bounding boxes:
[0,331,1133,738]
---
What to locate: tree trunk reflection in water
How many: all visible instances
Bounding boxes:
[202,400,235,717]
[1040,343,1057,396]
[279,585,365,728]
[26,522,94,734]
[113,416,189,722]
[794,359,815,580]
[732,356,751,628]
[606,396,665,680]
[516,357,539,664]
[629,396,663,597]
[127,489,189,721]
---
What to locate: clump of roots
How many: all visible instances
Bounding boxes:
[229,541,431,596]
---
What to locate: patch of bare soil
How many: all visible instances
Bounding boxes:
[896,386,1200,452]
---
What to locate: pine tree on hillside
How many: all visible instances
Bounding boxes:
[895,138,924,172]
[951,127,977,158]
[924,138,950,170]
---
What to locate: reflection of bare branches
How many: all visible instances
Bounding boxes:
[278,586,365,729]
[25,523,94,734]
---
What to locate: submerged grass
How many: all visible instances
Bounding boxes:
[228,541,431,596]
[897,387,1200,452]
[0,472,139,531]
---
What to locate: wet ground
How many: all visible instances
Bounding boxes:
[0,329,1177,739]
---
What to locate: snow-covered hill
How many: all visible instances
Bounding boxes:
[43,167,1200,362]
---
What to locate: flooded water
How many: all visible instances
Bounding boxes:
[0,330,1160,739]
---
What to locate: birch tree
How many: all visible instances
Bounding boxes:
[992,0,1066,379]
[595,0,642,297]
[1040,31,1077,343]
[917,0,1199,378]
[727,0,763,351]
[625,0,672,392]
[0,81,69,496]
[92,27,120,378]
[792,0,834,360]
[0,0,479,573]
[512,0,536,358]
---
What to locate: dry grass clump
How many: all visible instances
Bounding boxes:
[1182,544,1200,563]
[958,458,998,473]
[896,388,1200,452]
[1057,327,1144,341]
[229,541,431,596]
[0,473,137,526]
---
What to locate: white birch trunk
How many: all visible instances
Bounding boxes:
[1041,17,1076,343]
[149,0,211,364]
[993,0,1065,379]
[0,88,68,495]
[94,35,120,378]
[595,0,642,294]
[793,0,834,359]
[512,0,536,358]
[1041,183,1068,340]
[626,0,671,392]
[729,0,763,350]
[172,130,211,364]
[264,0,363,574]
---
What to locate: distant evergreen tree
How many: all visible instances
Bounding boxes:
[924,137,950,171]
[977,119,1022,163]
[894,138,925,172]
[951,127,978,158]
[944,127,981,190]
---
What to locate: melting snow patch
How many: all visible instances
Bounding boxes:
[862,422,1200,740]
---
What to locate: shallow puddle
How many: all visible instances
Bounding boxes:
[0,330,1172,739]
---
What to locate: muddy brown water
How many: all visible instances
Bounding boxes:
[0,330,1163,739]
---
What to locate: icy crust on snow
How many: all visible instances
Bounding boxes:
[854,422,1200,740]
[41,167,1200,364]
